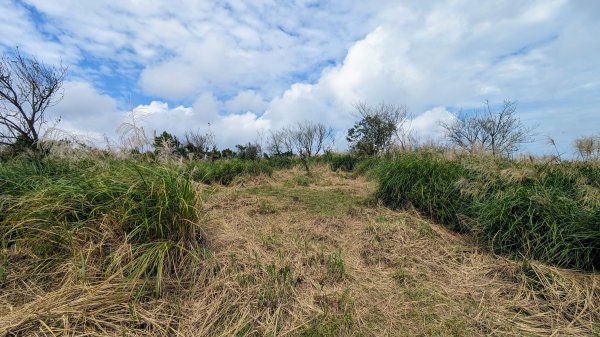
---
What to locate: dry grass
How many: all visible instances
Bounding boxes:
[2,164,599,336]
[178,165,600,336]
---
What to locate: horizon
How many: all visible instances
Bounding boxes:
[1,0,599,157]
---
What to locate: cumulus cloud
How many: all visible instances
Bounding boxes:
[9,0,388,100]
[130,101,268,150]
[3,0,599,155]
[225,90,268,114]
[262,0,600,154]
[410,107,455,143]
[47,81,120,142]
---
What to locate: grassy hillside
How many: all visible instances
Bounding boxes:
[371,152,600,270]
[1,154,599,336]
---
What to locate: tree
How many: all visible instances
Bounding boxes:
[183,129,215,159]
[236,142,262,160]
[267,129,294,157]
[0,48,67,152]
[441,100,534,157]
[153,131,185,158]
[221,148,235,159]
[292,121,333,171]
[439,110,487,154]
[346,102,409,156]
[479,100,533,156]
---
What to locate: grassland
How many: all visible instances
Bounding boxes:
[1,154,599,336]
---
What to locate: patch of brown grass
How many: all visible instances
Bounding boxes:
[178,164,600,336]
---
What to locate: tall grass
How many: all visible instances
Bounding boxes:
[188,159,273,185]
[372,152,600,270]
[0,157,200,295]
[328,154,358,172]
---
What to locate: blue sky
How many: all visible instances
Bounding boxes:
[1,0,599,156]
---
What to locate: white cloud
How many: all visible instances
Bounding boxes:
[3,0,599,155]
[130,100,268,150]
[261,0,600,154]
[47,81,120,142]
[410,107,454,143]
[12,0,387,100]
[225,90,268,114]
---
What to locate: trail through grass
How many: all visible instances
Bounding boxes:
[2,160,599,336]
[179,166,600,336]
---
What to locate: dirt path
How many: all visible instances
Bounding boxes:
[179,166,600,336]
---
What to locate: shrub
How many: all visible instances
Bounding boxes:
[0,157,200,295]
[371,152,600,270]
[329,154,358,172]
[190,159,273,185]
[374,153,472,232]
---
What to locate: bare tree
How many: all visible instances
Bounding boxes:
[441,100,533,157]
[267,129,287,156]
[184,128,215,160]
[479,100,533,156]
[440,110,487,154]
[281,126,295,155]
[292,121,333,171]
[346,102,410,156]
[574,135,600,161]
[0,48,67,151]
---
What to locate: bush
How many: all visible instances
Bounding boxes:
[190,159,273,185]
[267,156,297,169]
[0,157,200,295]
[374,153,471,232]
[371,152,600,270]
[329,154,358,172]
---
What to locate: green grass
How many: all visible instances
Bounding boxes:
[329,154,358,172]
[0,157,201,296]
[370,152,600,271]
[245,185,365,216]
[189,159,273,185]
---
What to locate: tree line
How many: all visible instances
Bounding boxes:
[2,48,598,162]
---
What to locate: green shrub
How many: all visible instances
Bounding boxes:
[0,157,200,295]
[374,153,472,232]
[371,152,600,270]
[329,154,358,172]
[267,156,297,169]
[190,159,273,185]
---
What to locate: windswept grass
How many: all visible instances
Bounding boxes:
[372,152,600,270]
[0,156,201,335]
[188,159,273,185]
[2,157,600,336]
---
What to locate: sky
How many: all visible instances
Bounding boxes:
[1,0,599,156]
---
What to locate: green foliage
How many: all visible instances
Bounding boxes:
[189,159,273,185]
[375,153,471,232]
[154,130,185,156]
[371,152,600,270]
[235,142,262,160]
[329,154,358,172]
[0,157,200,295]
[346,102,407,156]
[326,249,346,282]
[267,155,297,169]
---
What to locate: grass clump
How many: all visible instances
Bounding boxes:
[0,156,202,335]
[329,154,358,172]
[374,153,471,232]
[299,290,354,337]
[189,159,273,185]
[372,152,600,270]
